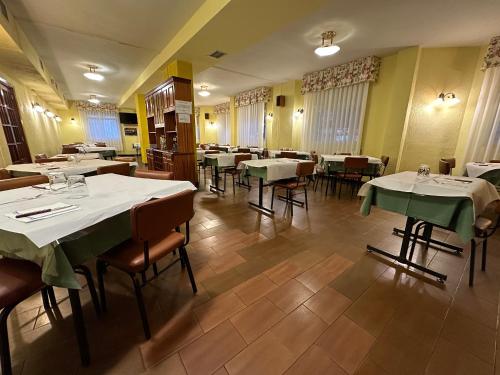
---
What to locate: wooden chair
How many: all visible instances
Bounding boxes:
[223,154,252,194]
[135,170,174,180]
[35,157,67,163]
[271,161,315,216]
[114,156,136,163]
[262,149,269,159]
[96,163,131,176]
[96,190,197,339]
[337,157,369,199]
[0,175,49,191]
[0,258,57,375]
[489,160,500,163]
[62,146,78,154]
[281,151,298,159]
[337,152,352,155]
[0,169,11,180]
[34,153,48,160]
[439,157,456,175]
[374,155,390,178]
[95,142,107,147]
[238,147,250,153]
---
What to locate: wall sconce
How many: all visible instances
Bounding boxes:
[55,116,62,122]
[209,121,216,126]
[70,117,76,124]
[32,102,44,113]
[433,92,460,107]
[266,112,273,121]
[293,108,304,118]
[45,110,55,118]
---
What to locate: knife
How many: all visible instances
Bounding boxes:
[15,205,75,218]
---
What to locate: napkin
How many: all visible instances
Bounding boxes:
[6,202,80,223]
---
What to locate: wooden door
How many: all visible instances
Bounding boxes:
[0,82,31,164]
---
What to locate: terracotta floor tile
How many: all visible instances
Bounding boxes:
[193,292,246,332]
[355,359,389,375]
[266,279,314,313]
[264,260,302,285]
[213,367,229,375]
[284,345,347,375]
[230,299,285,344]
[143,353,187,374]
[232,274,277,305]
[179,321,246,375]
[209,252,247,274]
[304,286,352,324]
[296,254,352,293]
[426,338,493,375]
[224,332,295,375]
[271,305,327,357]
[316,315,375,374]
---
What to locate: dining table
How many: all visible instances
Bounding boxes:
[5,159,138,177]
[51,153,101,160]
[359,171,499,282]
[239,158,312,214]
[204,153,258,193]
[268,150,311,160]
[0,174,196,366]
[465,162,500,188]
[76,145,117,159]
[321,154,382,176]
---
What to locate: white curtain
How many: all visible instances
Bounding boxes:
[217,112,231,144]
[463,66,500,162]
[237,102,265,147]
[195,113,200,143]
[301,82,369,154]
[79,109,123,150]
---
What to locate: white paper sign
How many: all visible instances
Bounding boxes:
[175,100,193,114]
[178,113,191,123]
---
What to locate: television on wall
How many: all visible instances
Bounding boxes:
[119,112,138,124]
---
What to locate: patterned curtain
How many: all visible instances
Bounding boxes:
[214,102,230,114]
[301,56,380,94]
[234,87,271,107]
[482,36,500,70]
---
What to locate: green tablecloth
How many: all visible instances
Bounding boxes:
[360,185,474,242]
[0,212,131,289]
[321,158,380,176]
[477,170,500,189]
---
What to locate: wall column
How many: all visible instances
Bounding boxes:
[135,93,149,163]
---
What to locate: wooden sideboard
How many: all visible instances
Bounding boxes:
[145,76,197,185]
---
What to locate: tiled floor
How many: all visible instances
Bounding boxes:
[7,175,500,375]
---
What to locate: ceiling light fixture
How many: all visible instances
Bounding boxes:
[314,31,340,57]
[88,95,100,104]
[433,92,460,107]
[45,110,54,118]
[198,85,211,97]
[32,102,44,113]
[55,116,62,122]
[84,65,104,81]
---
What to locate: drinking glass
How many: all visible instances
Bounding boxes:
[66,175,88,199]
[48,172,67,193]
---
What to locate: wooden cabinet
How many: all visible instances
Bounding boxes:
[145,76,197,185]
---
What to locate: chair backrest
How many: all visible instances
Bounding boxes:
[35,157,67,163]
[311,154,319,164]
[234,153,252,165]
[114,156,136,162]
[381,155,390,167]
[338,152,352,155]
[296,161,315,177]
[132,190,194,243]
[95,142,106,147]
[209,146,218,150]
[62,146,78,154]
[96,163,131,176]
[489,160,500,163]
[345,157,369,170]
[238,147,250,153]
[440,157,456,169]
[0,175,49,191]
[281,151,298,159]
[134,169,174,180]
[439,159,451,175]
[262,149,269,158]
[0,168,11,180]
[34,153,48,160]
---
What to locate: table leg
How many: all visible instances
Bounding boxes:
[392,224,463,254]
[248,177,274,214]
[367,216,447,282]
[209,167,225,193]
[68,289,90,367]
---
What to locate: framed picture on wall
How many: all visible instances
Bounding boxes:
[124,127,137,136]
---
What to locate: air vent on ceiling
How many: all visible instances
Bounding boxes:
[209,50,226,59]
[0,1,8,21]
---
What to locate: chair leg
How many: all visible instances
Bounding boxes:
[469,239,476,287]
[41,288,51,311]
[96,260,107,312]
[289,189,293,217]
[46,286,57,307]
[271,185,275,209]
[232,173,236,195]
[304,186,309,211]
[131,275,151,340]
[152,263,159,277]
[0,305,15,375]
[223,171,227,193]
[180,247,197,294]
[481,238,487,271]
[325,176,330,196]
[338,180,343,199]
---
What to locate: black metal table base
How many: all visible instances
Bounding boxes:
[209,167,225,194]
[392,227,463,254]
[248,177,274,214]
[68,289,90,366]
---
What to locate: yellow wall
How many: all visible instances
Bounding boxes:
[397,47,481,173]
[199,106,216,143]
[59,104,85,145]
[0,71,62,167]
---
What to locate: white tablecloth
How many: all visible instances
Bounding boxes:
[6,159,138,176]
[465,162,500,178]
[204,153,258,167]
[52,153,100,160]
[0,174,196,247]
[321,155,382,164]
[196,149,227,161]
[269,150,311,158]
[359,171,499,217]
[241,158,312,181]
[76,146,117,153]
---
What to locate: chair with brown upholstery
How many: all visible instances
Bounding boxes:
[280,151,298,159]
[271,161,315,216]
[0,169,11,180]
[134,169,174,180]
[439,157,456,175]
[0,175,49,191]
[96,163,131,176]
[34,153,48,160]
[95,142,106,147]
[35,157,67,163]
[489,160,500,163]
[337,152,352,155]
[238,147,250,153]
[374,155,390,178]
[0,258,57,375]
[337,157,369,199]
[223,154,252,194]
[114,156,136,163]
[262,149,269,159]
[96,190,197,339]
[62,146,78,154]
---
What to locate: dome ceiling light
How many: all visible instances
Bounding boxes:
[84,65,104,81]
[314,31,340,57]
[198,85,211,97]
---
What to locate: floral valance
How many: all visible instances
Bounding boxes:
[301,56,381,94]
[482,36,500,70]
[214,102,230,114]
[234,87,271,107]
[74,101,118,112]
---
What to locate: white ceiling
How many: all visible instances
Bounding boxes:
[193,0,500,106]
[5,0,205,104]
